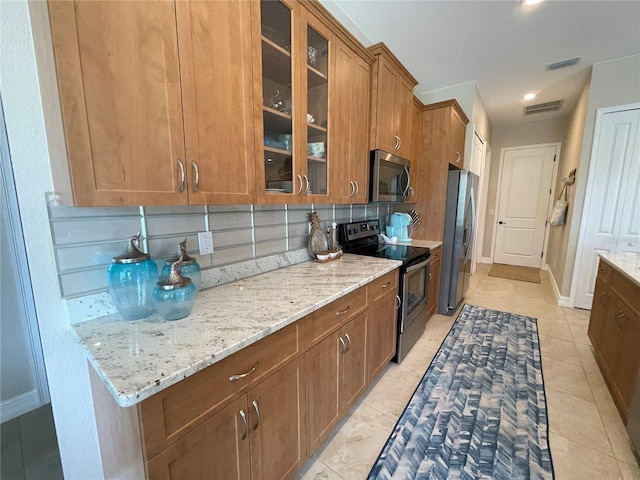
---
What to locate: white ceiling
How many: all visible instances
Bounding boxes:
[327,0,640,126]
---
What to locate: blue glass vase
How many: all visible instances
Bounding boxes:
[154,257,197,321]
[107,233,157,320]
[162,238,201,292]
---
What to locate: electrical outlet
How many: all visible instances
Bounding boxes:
[198,231,214,255]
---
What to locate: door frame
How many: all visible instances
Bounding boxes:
[569,102,640,308]
[490,142,561,268]
[470,127,489,274]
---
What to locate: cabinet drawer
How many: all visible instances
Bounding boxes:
[139,322,302,459]
[611,269,640,315]
[304,287,367,347]
[367,270,399,304]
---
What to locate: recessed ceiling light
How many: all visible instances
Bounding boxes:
[524,93,536,101]
[522,0,544,5]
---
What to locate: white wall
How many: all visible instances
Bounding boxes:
[1,2,103,477]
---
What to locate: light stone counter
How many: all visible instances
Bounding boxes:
[599,252,640,287]
[393,239,443,249]
[72,254,401,407]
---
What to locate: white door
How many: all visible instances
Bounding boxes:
[573,107,640,309]
[493,144,558,268]
[469,129,487,274]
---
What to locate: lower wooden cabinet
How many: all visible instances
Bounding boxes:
[588,257,640,422]
[92,269,400,480]
[147,357,306,480]
[426,246,442,318]
[306,310,368,452]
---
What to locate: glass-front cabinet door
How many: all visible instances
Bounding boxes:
[254,1,332,203]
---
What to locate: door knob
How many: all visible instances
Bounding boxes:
[498,221,506,225]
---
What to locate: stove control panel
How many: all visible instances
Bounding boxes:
[338,219,380,243]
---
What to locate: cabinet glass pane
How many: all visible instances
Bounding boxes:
[261,1,294,193]
[306,25,328,196]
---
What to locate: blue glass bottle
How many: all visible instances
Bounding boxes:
[154,257,197,321]
[107,233,158,320]
[162,238,201,292]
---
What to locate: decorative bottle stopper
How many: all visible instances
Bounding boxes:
[112,232,150,264]
[162,238,201,292]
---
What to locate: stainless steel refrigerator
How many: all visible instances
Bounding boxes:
[439,169,479,315]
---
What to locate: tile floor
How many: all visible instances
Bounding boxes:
[0,403,63,480]
[295,264,640,480]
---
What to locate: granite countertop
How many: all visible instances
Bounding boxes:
[394,239,443,249]
[72,254,402,407]
[599,252,640,287]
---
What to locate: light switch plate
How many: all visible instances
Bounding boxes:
[198,231,214,255]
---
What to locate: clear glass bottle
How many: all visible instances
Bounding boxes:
[107,233,157,320]
[153,257,197,321]
[162,238,201,292]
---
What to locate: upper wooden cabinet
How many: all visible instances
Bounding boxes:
[412,99,469,241]
[368,43,418,161]
[331,38,373,204]
[48,0,256,206]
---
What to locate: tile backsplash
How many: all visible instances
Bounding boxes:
[47,196,393,299]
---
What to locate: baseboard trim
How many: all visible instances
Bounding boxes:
[545,265,571,307]
[1,389,40,423]
[478,257,493,264]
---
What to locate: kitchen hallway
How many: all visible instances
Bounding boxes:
[296,264,640,480]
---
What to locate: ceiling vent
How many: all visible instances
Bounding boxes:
[546,57,582,70]
[523,100,565,116]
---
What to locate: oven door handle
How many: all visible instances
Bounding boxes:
[404,257,430,273]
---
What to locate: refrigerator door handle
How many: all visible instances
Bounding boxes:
[464,186,477,261]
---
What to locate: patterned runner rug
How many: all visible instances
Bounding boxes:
[368,304,554,480]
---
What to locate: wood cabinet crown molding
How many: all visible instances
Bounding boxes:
[422,98,469,124]
[367,42,418,87]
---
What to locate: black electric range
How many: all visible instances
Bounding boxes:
[337,219,431,363]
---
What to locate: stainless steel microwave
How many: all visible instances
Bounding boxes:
[369,150,411,202]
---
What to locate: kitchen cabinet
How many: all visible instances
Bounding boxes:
[588,257,640,422]
[47,0,256,206]
[367,270,399,382]
[369,43,418,161]
[253,0,332,204]
[408,96,423,201]
[426,245,442,318]
[331,38,374,204]
[147,358,306,480]
[306,310,367,452]
[412,99,469,242]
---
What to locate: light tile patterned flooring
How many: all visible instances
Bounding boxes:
[296,264,640,480]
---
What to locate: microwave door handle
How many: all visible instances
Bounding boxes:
[402,166,411,196]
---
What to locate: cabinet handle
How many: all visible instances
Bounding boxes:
[395,295,401,309]
[229,361,258,381]
[177,159,185,192]
[251,400,260,431]
[614,311,626,327]
[192,161,199,193]
[336,306,350,316]
[354,181,359,196]
[344,332,352,353]
[382,281,391,289]
[303,174,310,194]
[598,292,608,305]
[455,152,461,163]
[239,409,249,440]
[349,180,355,197]
[393,135,400,150]
[339,336,346,356]
[297,174,303,194]
[397,136,402,150]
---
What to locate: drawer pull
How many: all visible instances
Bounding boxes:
[239,409,249,440]
[344,332,352,353]
[229,361,259,382]
[252,400,260,431]
[382,282,391,289]
[614,311,626,327]
[395,295,401,309]
[339,336,346,356]
[336,306,350,316]
[598,292,608,305]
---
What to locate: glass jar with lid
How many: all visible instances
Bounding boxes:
[107,233,157,320]
[153,257,197,321]
[162,238,201,292]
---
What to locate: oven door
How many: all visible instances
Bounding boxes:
[370,150,411,202]
[399,256,430,333]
